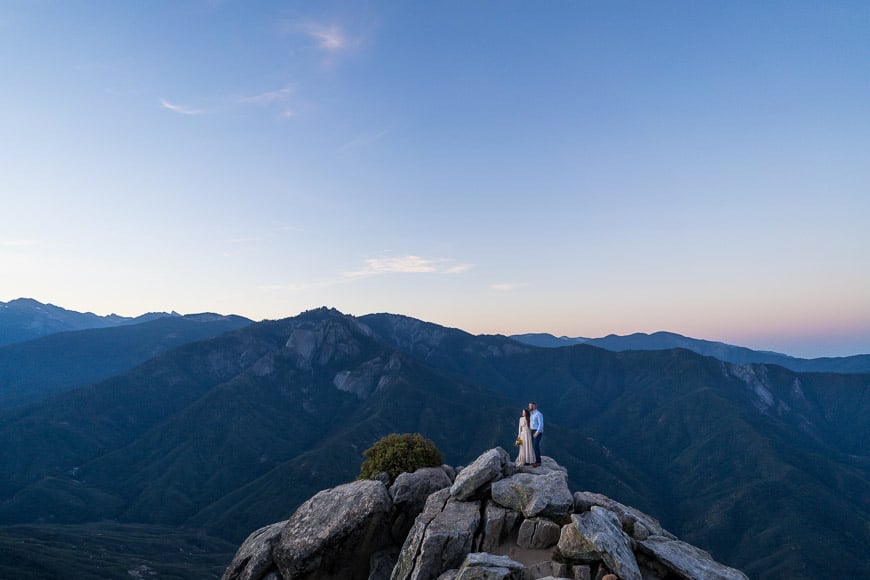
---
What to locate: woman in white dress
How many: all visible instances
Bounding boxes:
[516,409,535,466]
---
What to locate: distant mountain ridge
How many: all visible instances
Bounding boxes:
[6,298,868,374]
[511,330,870,374]
[509,333,590,348]
[0,298,175,347]
[0,313,253,409]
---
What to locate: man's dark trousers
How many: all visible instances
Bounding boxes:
[532,431,542,464]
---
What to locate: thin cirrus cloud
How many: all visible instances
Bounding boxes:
[282,19,364,56]
[490,282,531,292]
[261,255,473,292]
[237,86,295,118]
[159,88,295,119]
[338,128,391,152]
[299,22,348,52]
[159,98,206,115]
[160,19,357,121]
[344,255,473,278]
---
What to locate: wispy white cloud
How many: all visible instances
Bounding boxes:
[261,255,473,292]
[239,86,294,105]
[345,255,473,278]
[1,240,37,248]
[160,98,206,115]
[301,22,347,52]
[444,263,474,274]
[490,282,531,292]
[346,255,437,277]
[237,86,295,118]
[282,19,366,57]
[338,128,391,152]
[160,87,296,120]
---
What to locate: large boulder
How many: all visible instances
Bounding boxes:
[454,553,524,580]
[222,520,286,580]
[573,492,674,541]
[637,536,749,580]
[516,517,561,549]
[392,489,482,580]
[390,467,454,541]
[491,472,573,518]
[558,507,641,580]
[450,448,509,501]
[272,479,394,580]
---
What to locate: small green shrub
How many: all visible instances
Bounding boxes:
[358,433,444,481]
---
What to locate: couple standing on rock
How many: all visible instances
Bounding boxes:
[516,401,543,467]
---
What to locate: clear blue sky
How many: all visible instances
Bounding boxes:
[1,1,868,358]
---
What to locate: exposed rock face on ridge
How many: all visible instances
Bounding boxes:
[224,449,748,580]
[282,308,376,370]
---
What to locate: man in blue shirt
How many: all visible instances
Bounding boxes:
[528,401,543,467]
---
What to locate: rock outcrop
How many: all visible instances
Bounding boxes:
[226,479,396,580]
[491,472,573,518]
[390,466,455,542]
[517,518,561,550]
[558,508,641,580]
[450,448,510,501]
[392,489,483,580]
[224,449,748,580]
[223,521,287,580]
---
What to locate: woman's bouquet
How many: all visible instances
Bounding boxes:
[514,437,523,447]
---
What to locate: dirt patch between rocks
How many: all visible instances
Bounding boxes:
[488,529,555,568]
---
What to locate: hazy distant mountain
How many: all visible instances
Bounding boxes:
[508,332,589,348]
[0,309,868,578]
[0,313,252,409]
[511,330,870,373]
[0,298,174,347]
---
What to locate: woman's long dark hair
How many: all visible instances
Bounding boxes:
[522,408,531,426]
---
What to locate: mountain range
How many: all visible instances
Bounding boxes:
[5,298,868,373]
[510,331,870,374]
[0,313,252,409]
[0,302,868,578]
[0,298,177,347]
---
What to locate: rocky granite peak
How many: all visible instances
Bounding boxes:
[280,310,375,370]
[224,449,748,580]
